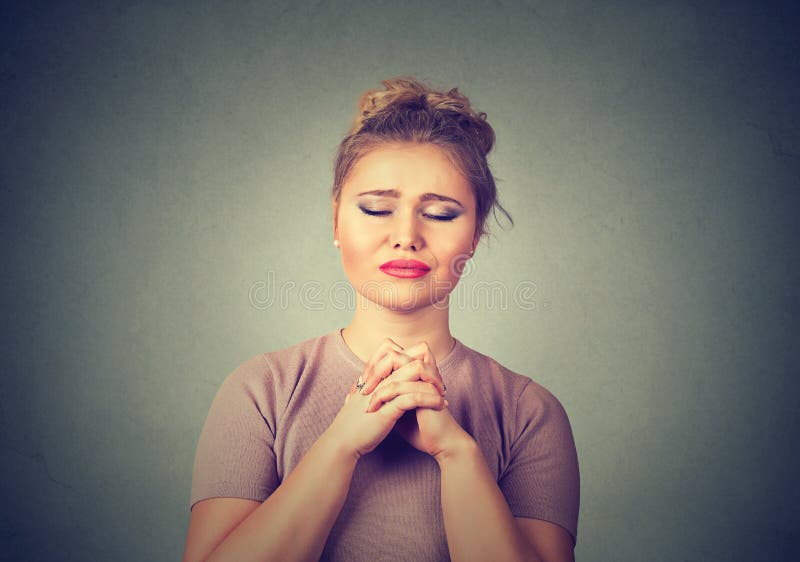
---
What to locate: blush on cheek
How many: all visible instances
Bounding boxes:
[446,247,474,277]
[341,251,359,275]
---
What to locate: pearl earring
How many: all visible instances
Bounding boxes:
[333,240,340,248]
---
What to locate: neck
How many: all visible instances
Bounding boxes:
[342,294,455,364]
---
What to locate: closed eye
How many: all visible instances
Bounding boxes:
[359,206,391,217]
[423,213,458,222]
[359,206,460,222]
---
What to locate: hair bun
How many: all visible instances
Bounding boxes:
[351,77,495,155]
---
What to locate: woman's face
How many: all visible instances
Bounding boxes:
[334,142,478,312]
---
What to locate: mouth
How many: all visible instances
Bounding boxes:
[379,259,431,279]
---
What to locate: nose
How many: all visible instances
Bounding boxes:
[391,211,423,252]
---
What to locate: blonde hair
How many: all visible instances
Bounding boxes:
[332,77,512,240]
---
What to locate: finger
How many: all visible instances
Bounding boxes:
[362,338,404,393]
[402,341,440,366]
[401,341,431,360]
[382,357,446,396]
[365,381,440,413]
[350,374,365,395]
[381,392,448,420]
[401,341,446,395]
[363,350,413,396]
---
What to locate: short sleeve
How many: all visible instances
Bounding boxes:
[498,380,580,544]
[189,354,280,511]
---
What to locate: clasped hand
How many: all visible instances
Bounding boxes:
[332,338,473,462]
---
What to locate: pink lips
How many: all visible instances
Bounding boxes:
[379,259,431,279]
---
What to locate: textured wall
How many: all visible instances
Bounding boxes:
[2,1,798,560]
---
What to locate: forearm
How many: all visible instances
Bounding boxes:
[437,441,538,562]
[207,426,358,562]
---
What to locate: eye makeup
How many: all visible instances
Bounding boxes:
[358,206,391,217]
[422,211,459,222]
[357,204,462,222]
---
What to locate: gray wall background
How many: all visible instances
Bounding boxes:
[2,1,798,560]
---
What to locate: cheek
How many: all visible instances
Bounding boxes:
[341,248,365,274]
[437,232,475,279]
[338,221,376,272]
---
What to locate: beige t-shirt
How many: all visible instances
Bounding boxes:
[190,329,580,560]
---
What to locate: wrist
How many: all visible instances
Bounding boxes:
[320,424,362,466]
[434,435,479,467]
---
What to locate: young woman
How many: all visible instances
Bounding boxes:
[182,78,579,562]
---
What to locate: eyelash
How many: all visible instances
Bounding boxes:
[359,207,458,222]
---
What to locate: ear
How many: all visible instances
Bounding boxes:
[332,199,339,240]
[471,229,482,255]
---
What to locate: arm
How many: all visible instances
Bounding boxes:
[184,425,358,562]
[436,441,574,562]
[437,441,537,562]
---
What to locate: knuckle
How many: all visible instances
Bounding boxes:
[424,368,440,380]
[373,360,388,378]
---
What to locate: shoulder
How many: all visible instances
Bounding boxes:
[457,344,573,433]
[500,364,573,439]
[260,332,331,372]
[457,343,566,408]
[210,333,332,411]
[222,333,329,386]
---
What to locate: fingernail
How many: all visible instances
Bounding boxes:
[444,399,450,407]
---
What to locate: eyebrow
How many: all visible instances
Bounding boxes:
[356,189,465,209]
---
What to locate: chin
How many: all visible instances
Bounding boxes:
[374,293,452,312]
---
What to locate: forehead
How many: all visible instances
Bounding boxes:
[343,143,474,205]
